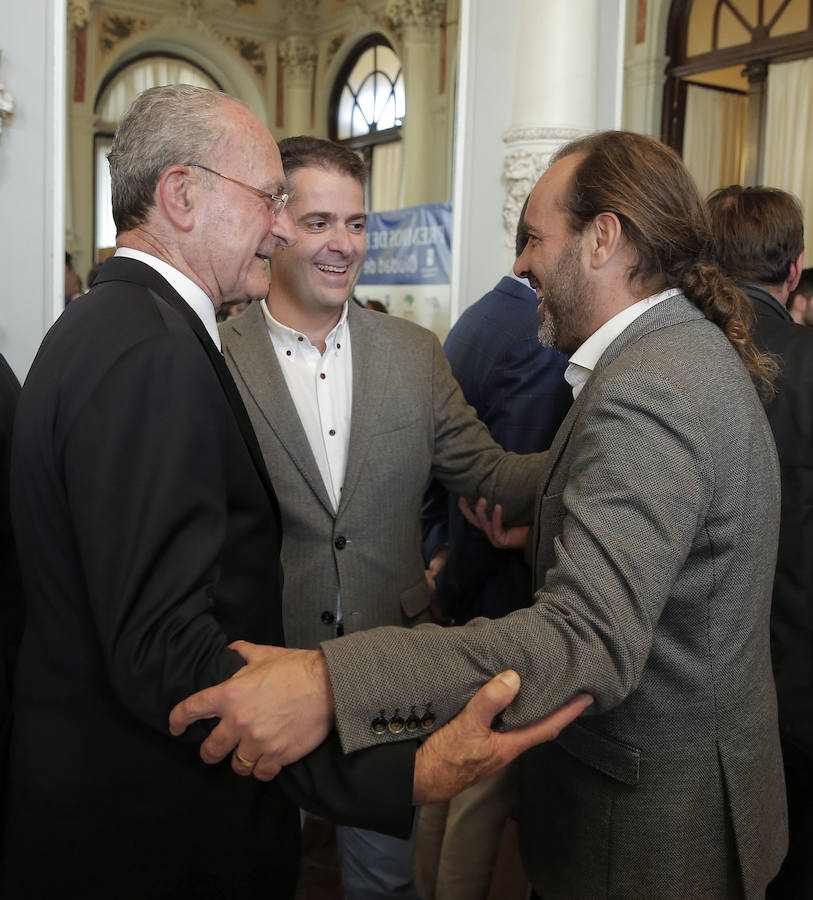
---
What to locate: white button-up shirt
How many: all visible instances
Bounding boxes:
[565,287,681,399]
[260,298,353,514]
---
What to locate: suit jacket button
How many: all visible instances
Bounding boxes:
[406,708,420,733]
[334,535,347,549]
[371,712,387,735]
[421,709,436,731]
[388,712,405,734]
[321,610,335,625]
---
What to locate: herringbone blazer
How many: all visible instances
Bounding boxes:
[220,300,543,649]
[323,294,788,899]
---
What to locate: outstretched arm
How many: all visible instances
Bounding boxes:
[170,642,592,794]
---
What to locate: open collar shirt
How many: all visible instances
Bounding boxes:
[260,298,353,515]
[564,287,681,399]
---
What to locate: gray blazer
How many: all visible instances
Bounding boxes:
[220,300,542,649]
[323,294,787,898]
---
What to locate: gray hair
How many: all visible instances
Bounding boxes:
[108,84,245,233]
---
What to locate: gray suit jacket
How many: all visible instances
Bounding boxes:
[323,294,787,898]
[220,300,542,649]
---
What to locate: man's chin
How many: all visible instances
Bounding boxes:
[537,315,558,350]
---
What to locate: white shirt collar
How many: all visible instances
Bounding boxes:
[259,298,349,353]
[565,287,681,399]
[114,247,221,351]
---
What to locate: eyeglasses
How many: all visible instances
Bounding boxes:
[188,163,288,219]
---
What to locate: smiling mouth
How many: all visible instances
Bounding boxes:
[316,263,348,274]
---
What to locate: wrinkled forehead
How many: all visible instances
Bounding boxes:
[218,102,284,184]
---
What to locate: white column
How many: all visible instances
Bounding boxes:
[280,36,317,138]
[450,0,625,324]
[0,0,66,380]
[502,0,603,263]
[386,0,445,207]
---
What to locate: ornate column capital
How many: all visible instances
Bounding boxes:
[501,126,587,248]
[280,35,318,85]
[68,0,93,31]
[386,0,445,41]
[0,51,14,140]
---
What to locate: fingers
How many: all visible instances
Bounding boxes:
[494,692,594,761]
[459,670,522,732]
[169,686,222,736]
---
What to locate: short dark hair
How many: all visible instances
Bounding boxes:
[278,136,368,194]
[706,185,804,286]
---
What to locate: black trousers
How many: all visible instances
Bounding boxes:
[766,734,813,899]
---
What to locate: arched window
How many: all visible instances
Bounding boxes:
[93,55,220,257]
[329,36,405,211]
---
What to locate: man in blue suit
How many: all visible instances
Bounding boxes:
[418,209,572,898]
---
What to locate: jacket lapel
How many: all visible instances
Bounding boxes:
[336,304,390,517]
[221,301,334,513]
[95,257,280,519]
[530,292,705,580]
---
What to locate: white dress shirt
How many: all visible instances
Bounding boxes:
[564,287,681,399]
[260,298,353,514]
[114,247,221,351]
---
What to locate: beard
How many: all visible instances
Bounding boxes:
[535,235,593,356]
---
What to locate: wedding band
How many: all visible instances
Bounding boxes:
[235,752,257,768]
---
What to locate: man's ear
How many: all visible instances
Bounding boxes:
[587,212,623,270]
[158,166,197,232]
[787,251,805,293]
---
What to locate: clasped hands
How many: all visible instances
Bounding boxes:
[170,637,593,805]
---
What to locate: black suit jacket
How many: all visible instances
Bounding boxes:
[744,283,813,756]
[0,354,21,854]
[2,257,414,899]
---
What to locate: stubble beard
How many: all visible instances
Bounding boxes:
[536,237,592,356]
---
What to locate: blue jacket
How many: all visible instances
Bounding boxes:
[422,276,571,621]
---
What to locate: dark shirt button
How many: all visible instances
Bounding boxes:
[388,712,405,734]
[285,350,291,356]
[371,712,387,735]
[329,429,336,436]
[298,336,304,342]
[334,535,346,549]
[320,610,335,625]
[320,373,326,380]
[337,343,341,349]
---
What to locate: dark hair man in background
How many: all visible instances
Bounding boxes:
[707,184,813,899]
[218,135,558,900]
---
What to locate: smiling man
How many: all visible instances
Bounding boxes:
[218,136,551,899]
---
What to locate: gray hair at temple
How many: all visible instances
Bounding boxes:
[108,84,245,234]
